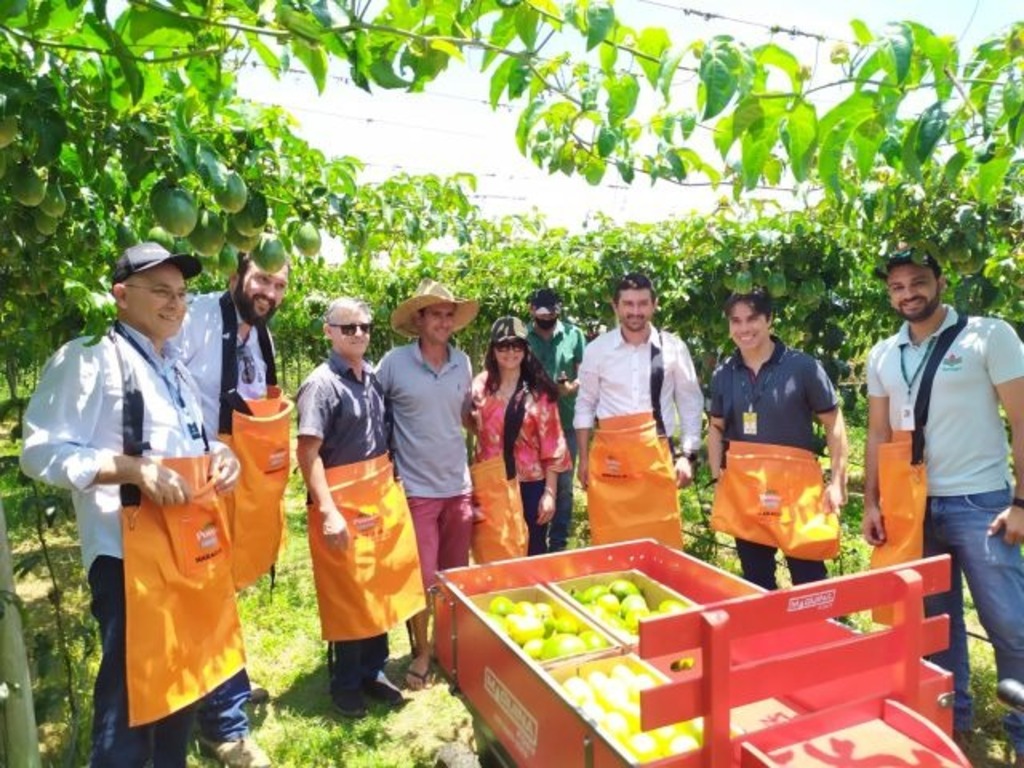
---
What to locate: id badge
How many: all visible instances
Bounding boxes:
[899,405,915,430]
[742,411,758,436]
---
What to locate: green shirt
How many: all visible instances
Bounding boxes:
[527,319,586,432]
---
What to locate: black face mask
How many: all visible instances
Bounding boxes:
[535,317,557,331]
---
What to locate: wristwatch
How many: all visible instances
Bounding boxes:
[1012,497,1024,510]
[678,450,699,465]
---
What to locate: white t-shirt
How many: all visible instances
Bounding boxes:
[867,307,1024,495]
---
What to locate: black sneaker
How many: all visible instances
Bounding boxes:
[332,688,367,719]
[362,674,405,708]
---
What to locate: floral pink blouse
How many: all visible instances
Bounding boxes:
[471,373,571,482]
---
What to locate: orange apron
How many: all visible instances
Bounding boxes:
[470,455,528,564]
[219,386,293,590]
[120,455,245,726]
[308,455,425,641]
[870,432,928,623]
[711,441,839,561]
[586,412,683,549]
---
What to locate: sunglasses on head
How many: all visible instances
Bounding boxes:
[329,322,373,336]
[493,340,526,352]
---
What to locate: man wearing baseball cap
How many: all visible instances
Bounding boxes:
[863,244,1024,764]
[526,288,586,551]
[21,243,243,765]
[376,279,478,690]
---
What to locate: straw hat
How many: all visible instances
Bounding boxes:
[390,279,480,338]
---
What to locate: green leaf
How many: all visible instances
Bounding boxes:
[516,99,543,154]
[913,102,948,162]
[489,57,514,107]
[636,27,671,88]
[850,19,874,45]
[606,73,640,126]
[973,147,1012,205]
[596,125,617,157]
[910,22,955,100]
[586,0,614,51]
[851,118,885,178]
[24,109,67,167]
[599,33,618,73]
[1003,72,1024,118]
[429,39,465,63]
[943,151,968,185]
[713,113,735,158]
[657,48,685,101]
[901,120,922,181]
[292,39,328,93]
[483,10,518,71]
[514,5,538,49]
[754,42,802,92]
[880,23,913,84]
[86,16,144,104]
[782,100,817,182]
[583,156,606,185]
[700,36,741,119]
[245,31,282,76]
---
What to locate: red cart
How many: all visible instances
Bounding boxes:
[433,540,969,767]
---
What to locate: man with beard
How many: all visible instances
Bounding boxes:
[526,288,586,552]
[176,253,291,767]
[574,272,703,548]
[863,246,1024,766]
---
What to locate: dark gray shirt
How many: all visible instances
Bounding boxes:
[709,338,837,453]
[296,352,388,468]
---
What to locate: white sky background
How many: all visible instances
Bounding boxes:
[235,0,1008,231]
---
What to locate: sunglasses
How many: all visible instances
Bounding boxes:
[494,340,527,352]
[329,322,373,336]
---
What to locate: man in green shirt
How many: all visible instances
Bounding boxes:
[527,288,586,551]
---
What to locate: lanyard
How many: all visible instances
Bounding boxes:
[743,363,775,413]
[899,335,939,396]
[113,323,203,442]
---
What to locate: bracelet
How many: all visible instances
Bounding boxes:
[1012,496,1024,510]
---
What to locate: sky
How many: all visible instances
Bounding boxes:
[235,0,1008,231]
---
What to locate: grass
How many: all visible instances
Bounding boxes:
[0,415,1016,767]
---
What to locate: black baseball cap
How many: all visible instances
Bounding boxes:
[875,245,942,280]
[530,288,561,317]
[112,242,202,285]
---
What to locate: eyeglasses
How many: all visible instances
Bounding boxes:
[237,344,256,385]
[494,340,526,353]
[328,322,373,336]
[122,283,191,304]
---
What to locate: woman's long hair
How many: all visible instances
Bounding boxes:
[484,342,560,402]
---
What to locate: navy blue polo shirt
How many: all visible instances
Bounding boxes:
[709,338,838,452]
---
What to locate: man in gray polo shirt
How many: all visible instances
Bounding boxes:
[376,279,478,690]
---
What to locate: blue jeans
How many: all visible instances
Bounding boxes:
[923,488,1024,752]
[734,538,827,591]
[328,634,389,694]
[196,668,251,742]
[88,556,196,767]
[548,429,577,552]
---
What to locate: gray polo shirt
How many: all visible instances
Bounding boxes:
[296,352,388,468]
[709,338,837,453]
[376,342,472,498]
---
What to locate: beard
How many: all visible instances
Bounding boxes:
[896,292,942,323]
[233,278,278,327]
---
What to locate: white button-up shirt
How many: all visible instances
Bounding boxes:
[573,325,703,452]
[20,325,208,570]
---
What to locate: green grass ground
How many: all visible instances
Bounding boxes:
[2,423,1017,766]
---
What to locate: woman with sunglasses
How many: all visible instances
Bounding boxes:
[471,316,571,556]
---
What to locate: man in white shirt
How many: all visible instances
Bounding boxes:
[21,243,241,766]
[574,272,703,548]
[178,253,289,768]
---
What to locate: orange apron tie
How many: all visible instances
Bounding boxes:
[711,441,839,561]
[121,455,245,726]
[871,432,928,623]
[587,412,683,549]
[470,455,528,564]
[219,386,293,590]
[308,455,425,641]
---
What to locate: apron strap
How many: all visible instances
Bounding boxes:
[218,291,239,435]
[650,338,677,455]
[110,326,149,508]
[911,315,968,465]
[502,379,528,480]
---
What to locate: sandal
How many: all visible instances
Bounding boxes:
[405,663,432,691]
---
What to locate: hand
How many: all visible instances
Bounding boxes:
[988,505,1024,546]
[577,457,589,490]
[822,482,844,516]
[321,507,350,551]
[537,488,556,524]
[674,456,694,489]
[862,502,886,546]
[136,459,191,507]
[209,444,241,494]
[556,379,573,398]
